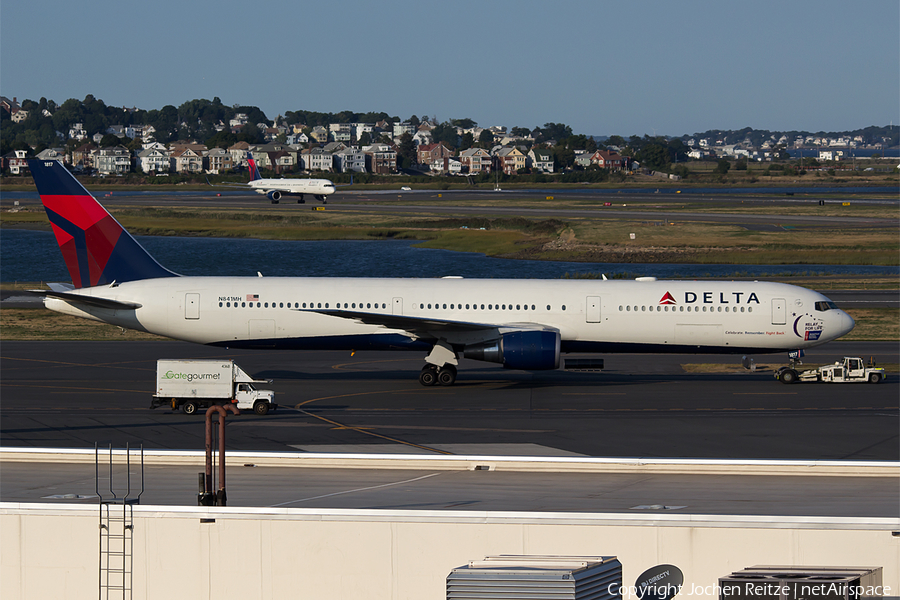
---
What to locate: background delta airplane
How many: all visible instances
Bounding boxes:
[210,151,337,204]
[29,159,855,386]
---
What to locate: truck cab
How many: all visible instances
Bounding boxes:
[233,381,276,414]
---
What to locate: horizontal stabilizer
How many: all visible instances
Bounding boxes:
[27,289,142,310]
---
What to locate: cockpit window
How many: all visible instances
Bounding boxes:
[815,301,839,311]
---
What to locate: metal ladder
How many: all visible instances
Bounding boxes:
[96,443,143,600]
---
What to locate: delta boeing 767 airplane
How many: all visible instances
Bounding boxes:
[28,159,855,386]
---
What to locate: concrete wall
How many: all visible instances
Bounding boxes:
[2,503,897,600]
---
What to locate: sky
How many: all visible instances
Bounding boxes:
[2,0,898,138]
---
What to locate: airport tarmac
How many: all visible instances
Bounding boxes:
[3,189,897,229]
[1,340,896,460]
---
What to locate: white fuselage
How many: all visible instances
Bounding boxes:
[45,277,854,356]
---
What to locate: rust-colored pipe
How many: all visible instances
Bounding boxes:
[205,404,240,506]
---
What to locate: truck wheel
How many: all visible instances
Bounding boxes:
[779,369,798,384]
[254,402,270,415]
[868,372,882,384]
[182,401,198,415]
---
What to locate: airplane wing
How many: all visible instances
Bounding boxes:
[205,177,250,190]
[303,308,555,340]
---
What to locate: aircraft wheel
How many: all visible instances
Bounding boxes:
[419,365,437,386]
[437,365,457,386]
[779,369,798,384]
[182,400,198,415]
[868,372,882,384]
[298,198,305,204]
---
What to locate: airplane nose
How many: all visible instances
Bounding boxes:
[840,311,855,336]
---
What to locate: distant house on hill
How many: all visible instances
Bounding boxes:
[528,148,554,173]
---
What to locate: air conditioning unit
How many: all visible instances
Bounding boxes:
[447,555,622,600]
[718,565,884,600]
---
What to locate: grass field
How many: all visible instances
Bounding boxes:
[3,201,897,266]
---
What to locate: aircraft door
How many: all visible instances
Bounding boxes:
[771,298,786,325]
[392,297,402,315]
[185,293,200,320]
[586,296,601,323]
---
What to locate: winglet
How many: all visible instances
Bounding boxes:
[28,160,178,288]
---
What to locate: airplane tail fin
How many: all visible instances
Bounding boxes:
[28,160,178,289]
[247,151,262,181]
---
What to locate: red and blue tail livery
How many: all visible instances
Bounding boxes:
[28,160,177,288]
[246,151,262,181]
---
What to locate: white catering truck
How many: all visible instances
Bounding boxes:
[151,359,277,415]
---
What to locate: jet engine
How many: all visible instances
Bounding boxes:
[267,190,282,203]
[464,330,560,370]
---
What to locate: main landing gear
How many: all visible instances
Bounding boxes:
[419,364,457,386]
[420,340,459,386]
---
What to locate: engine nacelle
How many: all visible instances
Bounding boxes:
[464,330,560,370]
[267,190,282,202]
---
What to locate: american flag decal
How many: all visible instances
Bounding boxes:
[247,294,259,301]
